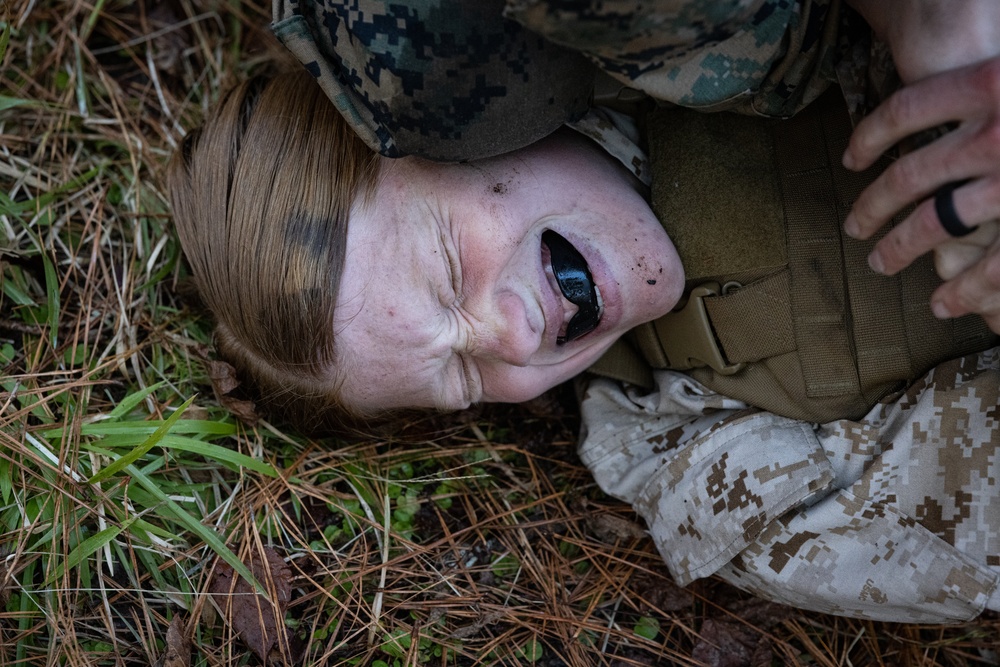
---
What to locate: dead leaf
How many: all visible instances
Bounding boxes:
[447,610,504,640]
[749,637,774,667]
[206,359,260,425]
[629,569,693,613]
[209,546,296,664]
[159,615,190,667]
[587,512,647,543]
[208,359,240,396]
[218,394,261,426]
[146,2,190,75]
[691,619,759,667]
[726,598,794,630]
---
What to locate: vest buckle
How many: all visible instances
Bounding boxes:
[654,282,744,376]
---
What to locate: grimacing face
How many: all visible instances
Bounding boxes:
[333,131,685,412]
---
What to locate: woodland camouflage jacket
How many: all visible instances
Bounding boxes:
[271,0,854,160]
[271,0,1000,622]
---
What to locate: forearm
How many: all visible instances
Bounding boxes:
[846,0,1000,81]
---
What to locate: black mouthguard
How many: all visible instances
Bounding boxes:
[542,230,601,345]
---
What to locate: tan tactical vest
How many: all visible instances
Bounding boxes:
[591,91,997,422]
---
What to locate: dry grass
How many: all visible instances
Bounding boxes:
[1,1,998,665]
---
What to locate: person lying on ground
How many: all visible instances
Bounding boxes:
[168,0,1000,623]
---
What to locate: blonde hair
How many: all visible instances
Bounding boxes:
[168,70,379,431]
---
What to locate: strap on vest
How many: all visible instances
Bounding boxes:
[590,272,798,387]
[654,282,744,374]
[590,89,996,417]
[631,272,798,377]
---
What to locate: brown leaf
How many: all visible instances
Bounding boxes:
[146,2,190,75]
[207,359,241,396]
[629,569,693,613]
[219,395,261,426]
[447,610,505,640]
[691,619,760,667]
[206,359,260,425]
[209,547,295,664]
[161,615,190,667]
[749,637,774,667]
[587,512,647,543]
[726,598,794,630]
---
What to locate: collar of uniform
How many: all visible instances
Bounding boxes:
[567,107,650,188]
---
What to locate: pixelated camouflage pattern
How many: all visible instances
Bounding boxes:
[273,0,860,160]
[506,0,850,116]
[567,107,651,186]
[272,0,596,160]
[579,348,1000,622]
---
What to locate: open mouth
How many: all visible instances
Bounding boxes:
[541,230,603,345]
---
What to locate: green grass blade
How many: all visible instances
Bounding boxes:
[88,396,196,484]
[81,0,108,42]
[44,516,137,586]
[41,254,58,348]
[81,435,278,477]
[0,96,42,113]
[73,419,237,438]
[0,22,9,61]
[0,457,11,504]
[1,277,34,306]
[105,382,165,421]
[125,462,266,596]
[154,435,278,476]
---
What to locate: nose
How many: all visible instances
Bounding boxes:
[461,293,539,366]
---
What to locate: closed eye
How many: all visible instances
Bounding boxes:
[456,354,471,406]
[440,229,462,304]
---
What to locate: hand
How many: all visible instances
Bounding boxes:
[842,58,1000,330]
[842,57,1000,276]
[930,220,1000,331]
[840,0,1000,330]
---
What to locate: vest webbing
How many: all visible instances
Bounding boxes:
[590,90,997,422]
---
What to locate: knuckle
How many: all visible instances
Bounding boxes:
[984,176,1000,203]
[977,121,1000,155]
[982,252,1000,287]
[972,59,1000,100]
[953,285,979,312]
[916,202,944,238]
[880,227,922,271]
[884,158,922,196]
[883,89,917,131]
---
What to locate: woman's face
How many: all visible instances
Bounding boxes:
[333,132,684,412]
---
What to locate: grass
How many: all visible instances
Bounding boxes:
[1,1,998,665]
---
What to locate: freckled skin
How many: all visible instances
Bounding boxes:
[334,131,685,412]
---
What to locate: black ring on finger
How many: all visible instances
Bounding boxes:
[934,179,975,237]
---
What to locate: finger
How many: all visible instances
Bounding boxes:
[930,238,1000,327]
[844,126,970,240]
[843,59,1000,172]
[866,174,1000,275]
[935,241,988,280]
[934,221,999,279]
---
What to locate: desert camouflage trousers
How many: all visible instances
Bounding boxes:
[579,347,1000,623]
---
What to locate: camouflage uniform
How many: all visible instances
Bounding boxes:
[580,351,1000,622]
[577,111,1000,624]
[271,0,857,160]
[271,0,1000,621]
